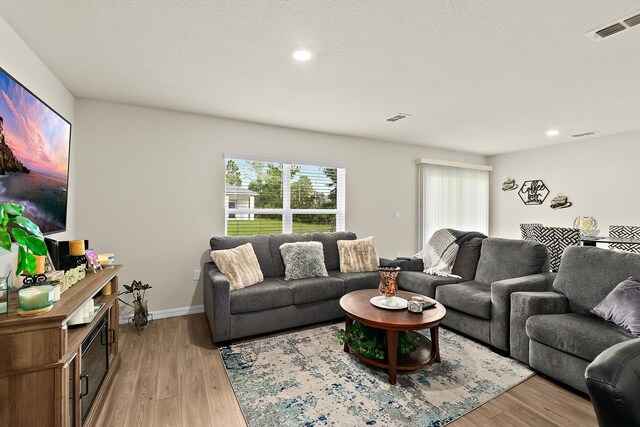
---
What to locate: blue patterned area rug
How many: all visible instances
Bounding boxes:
[220,324,533,427]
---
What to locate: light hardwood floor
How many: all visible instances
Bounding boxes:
[94,314,597,427]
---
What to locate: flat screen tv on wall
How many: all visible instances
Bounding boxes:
[0,66,71,235]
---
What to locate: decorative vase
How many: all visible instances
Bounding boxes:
[133,299,149,329]
[378,266,401,300]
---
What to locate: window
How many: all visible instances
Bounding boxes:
[225,157,345,235]
[418,159,491,249]
[228,201,236,218]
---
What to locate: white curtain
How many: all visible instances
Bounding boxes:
[418,163,489,249]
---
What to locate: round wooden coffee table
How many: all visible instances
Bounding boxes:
[339,289,446,385]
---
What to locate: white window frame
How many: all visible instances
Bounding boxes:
[224,156,346,235]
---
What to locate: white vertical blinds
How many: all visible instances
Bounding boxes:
[224,156,346,235]
[418,163,489,249]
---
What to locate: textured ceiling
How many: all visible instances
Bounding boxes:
[1,1,640,155]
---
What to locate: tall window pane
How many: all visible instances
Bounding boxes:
[418,163,489,249]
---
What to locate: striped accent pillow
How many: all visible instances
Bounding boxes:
[337,236,379,273]
[210,243,264,290]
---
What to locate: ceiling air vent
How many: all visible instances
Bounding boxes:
[624,13,640,28]
[572,131,598,138]
[586,9,640,40]
[386,113,411,122]
[595,23,626,38]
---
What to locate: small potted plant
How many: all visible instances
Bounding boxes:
[118,280,152,330]
[0,203,47,278]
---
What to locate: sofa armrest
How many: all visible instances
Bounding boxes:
[203,262,231,342]
[490,273,556,352]
[379,257,424,271]
[509,291,568,363]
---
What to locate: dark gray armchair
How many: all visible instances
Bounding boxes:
[510,246,640,393]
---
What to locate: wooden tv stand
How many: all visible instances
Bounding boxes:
[0,265,123,426]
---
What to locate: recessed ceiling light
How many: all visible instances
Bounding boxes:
[546,129,560,137]
[293,50,312,62]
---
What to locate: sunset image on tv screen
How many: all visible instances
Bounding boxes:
[0,67,71,234]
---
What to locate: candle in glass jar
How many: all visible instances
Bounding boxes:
[69,240,85,256]
[19,286,54,311]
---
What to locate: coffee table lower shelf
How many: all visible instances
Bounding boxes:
[348,331,437,372]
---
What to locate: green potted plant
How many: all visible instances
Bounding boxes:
[0,202,47,277]
[337,322,420,360]
[118,280,152,330]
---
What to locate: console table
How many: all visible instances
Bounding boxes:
[0,265,122,426]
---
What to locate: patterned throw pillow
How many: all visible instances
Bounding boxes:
[210,243,264,290]
[279,241,328,280]
[337,236,379,273]
[592,277,640,337]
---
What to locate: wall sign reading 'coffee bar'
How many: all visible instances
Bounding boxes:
[518,180,549,205]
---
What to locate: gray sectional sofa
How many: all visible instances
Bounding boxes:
[510,246,640,393]
[205,232,550,351]
[205,232,491,343]
[204,231,381,342]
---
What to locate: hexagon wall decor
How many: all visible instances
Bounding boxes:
[519,180,549,205]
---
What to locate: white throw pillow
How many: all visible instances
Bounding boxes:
[337,236,379,273]
[210,243,264,290]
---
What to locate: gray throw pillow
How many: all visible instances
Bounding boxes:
[280,241,328,280]
[592,277,640,337]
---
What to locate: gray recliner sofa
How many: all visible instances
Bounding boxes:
[204,231,380,342]
[395,238,550,353]
[433,238,550,352]
[510,246,640,393]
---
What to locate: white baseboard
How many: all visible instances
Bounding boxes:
[119,304,204,325]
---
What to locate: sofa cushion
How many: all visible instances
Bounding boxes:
[397,271,460,299]
[526,313,635,361]
[268,233,313,277]
[328,271,379,293]
[229,278,294,314]
[278,276,345,305]
[553,246,640,314]
[280,241,328,280]
[436,281,491,319]
[592,277,640,337]
[210,234,275,277]
[474,238,548,285]
[337,236,379,272]
[210,243,264,290]
[452,237,484,281]
[312,232,357,271]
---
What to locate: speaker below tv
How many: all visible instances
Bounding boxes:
[45,238,89,271]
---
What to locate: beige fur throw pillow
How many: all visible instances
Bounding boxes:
[337,236,379,273]
[210,243,264,290]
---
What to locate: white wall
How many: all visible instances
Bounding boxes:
[0,16,76,283]
[489,131,640,239]
[74,99,486,312]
